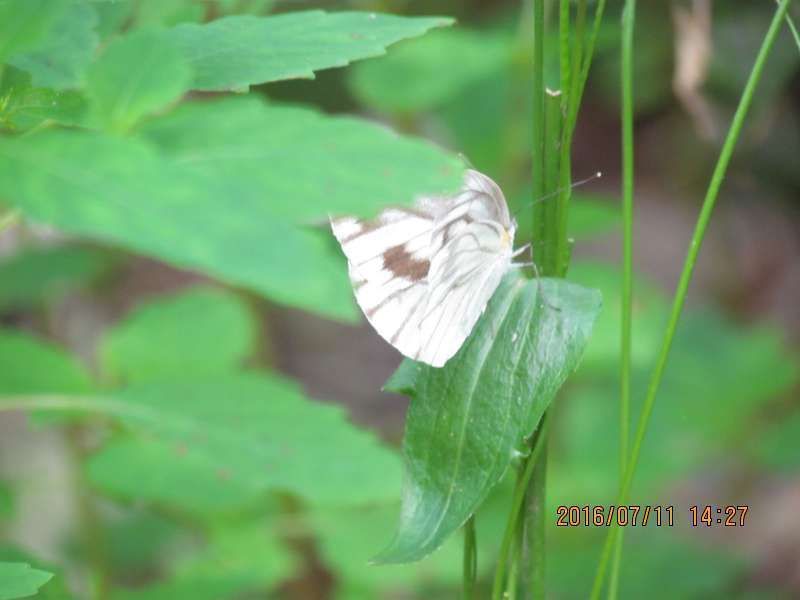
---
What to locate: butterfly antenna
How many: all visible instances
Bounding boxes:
[512,171,602,219]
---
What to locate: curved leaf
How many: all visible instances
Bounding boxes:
[377,272,601,562]
[169,11,453,91]
[86,28,191,132]
[0,562,53,600]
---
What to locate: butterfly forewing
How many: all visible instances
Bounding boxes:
[331,169,515,367]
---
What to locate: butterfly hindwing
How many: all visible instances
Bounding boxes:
[331,169,516,367]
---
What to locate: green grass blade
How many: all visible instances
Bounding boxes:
[590,1,795,597]
[608,1,636,597]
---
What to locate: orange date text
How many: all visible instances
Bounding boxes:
[555,505,675,527]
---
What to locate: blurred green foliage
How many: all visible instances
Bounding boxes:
[0,0,798,598]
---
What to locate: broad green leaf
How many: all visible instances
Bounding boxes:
[0,67,86,131]
[0,330,92,395]
[348,28,510,113]
[0,100,462,319]
[169,11,452,91]
[133,0,204,27]
[91,373,402,506]
[88,437,261,513]
[377,272,601,562]
[0,0,68,63]
[0,562,53,600]
[0,129,352,319]
[0,245,115,312]
[141,96,464,221]
[86,28,191,132]
[100,288,256,383]
[8,3,99,89]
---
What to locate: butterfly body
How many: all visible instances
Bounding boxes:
[331,169,516,367]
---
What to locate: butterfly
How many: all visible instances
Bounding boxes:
[331,169,531,368]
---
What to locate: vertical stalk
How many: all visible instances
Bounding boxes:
[463,515,477,599]
[590,1,794,597]
[608,1,636,598]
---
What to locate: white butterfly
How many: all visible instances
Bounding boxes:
[331,169,528,368]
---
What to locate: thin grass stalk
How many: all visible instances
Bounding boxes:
[590,1,794,596]
[463,515,477,599]
[784,2,800,48]
[607,1,636,597]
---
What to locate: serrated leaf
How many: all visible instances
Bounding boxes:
[92,373,402,506]
[100,287,256,383]
[8,3,99,89]
[349,28,510,113]
[87,437,260,513]
[0,67,87,132]
[0,562,53,600]
[168,10,453,91]
[0,99,462,319]
[377,272,601,562]
[86,28,191,132]
[0,245,115,312]
[0,0,68,63]
[0,330,92,395]
[141,96,463,221]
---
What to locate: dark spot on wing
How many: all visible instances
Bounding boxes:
[383,244,430,282]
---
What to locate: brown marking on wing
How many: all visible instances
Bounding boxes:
[383,244,430,282]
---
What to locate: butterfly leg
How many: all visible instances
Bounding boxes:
[511,243,531,260]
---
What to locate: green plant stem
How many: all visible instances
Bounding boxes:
[531,0,546,218]
[490,416,551,600]
[607,1,636,598]
[590,1,794,597]
[522,439,547,598]
[783,2,800,49]
[463,515,477,599]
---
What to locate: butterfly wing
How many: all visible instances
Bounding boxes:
[331,206,436,361]
[331,169,514,367]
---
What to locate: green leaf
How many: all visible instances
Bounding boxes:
[8,3,99,89]
[0,129,350,319]
[0,99,462,319]
[100,287,256,384]
[169,10,452,91]
[377,272,601,562]
[91,373,402,506]
[348,28,510,113]
[0,562,53,600]
[0,0,68,63]
[0,67,86,132]
[88,437,261,513]
[0,245,115,312]
[141,95,463,221]
[0,330,92,395]
[86,28,191,132]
